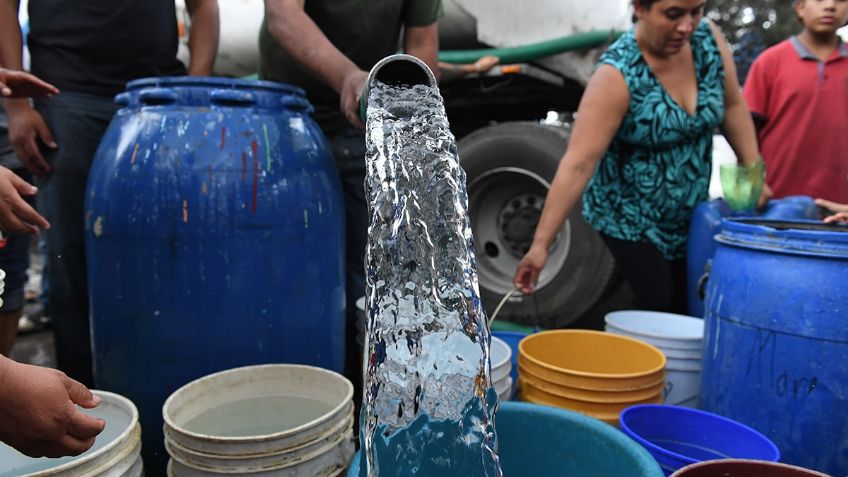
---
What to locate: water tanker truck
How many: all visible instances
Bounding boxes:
[177,0,634,328]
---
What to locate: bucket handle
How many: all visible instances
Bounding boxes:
[697,260,712,301]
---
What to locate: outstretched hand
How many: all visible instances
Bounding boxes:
[815,199,848,224]
[0,356,104,458]
[0,68,59,98]
[0,166,50,234]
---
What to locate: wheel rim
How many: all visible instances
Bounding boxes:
[468,167,571,296]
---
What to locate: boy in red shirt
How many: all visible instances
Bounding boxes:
[743,0,848,204]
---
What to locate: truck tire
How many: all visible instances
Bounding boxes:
[458,122,615,328]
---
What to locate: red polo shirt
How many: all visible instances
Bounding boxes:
[743,37,848,203]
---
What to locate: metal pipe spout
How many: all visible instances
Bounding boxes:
[359,54,438,124]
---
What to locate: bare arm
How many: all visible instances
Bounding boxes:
[0,0,23,72]
[710,21,759,167]
[514,65,629,292]
[403,23,440,81]
[184,0,219,76]
[0,0,56,177]
[264,0,366,127]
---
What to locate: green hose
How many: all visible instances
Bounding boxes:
[438,29,623,65]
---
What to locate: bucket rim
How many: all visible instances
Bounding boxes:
[519,329,667,379]
[11,391,139,477]
[162,364,353,444]
[604,310,704,342]
[619,404,781,465]
[669,458,831,477]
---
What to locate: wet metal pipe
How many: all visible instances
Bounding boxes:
[359,54,438,124]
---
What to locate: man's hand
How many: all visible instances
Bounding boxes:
[0,166,50,233]
[0,356,105,458]
[4,99,56,177]
[340,69,368,130]
[0,68,59,98]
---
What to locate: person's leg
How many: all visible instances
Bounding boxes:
[600,234,680,313]
[327,126,367,430]
[34,92,118,387]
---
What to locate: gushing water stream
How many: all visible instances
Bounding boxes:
[360,69,502,477]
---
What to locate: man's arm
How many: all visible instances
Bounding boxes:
[0,0,56,178]
[403,23,440,81]
[184,0,219,76]
[263,0,367,128]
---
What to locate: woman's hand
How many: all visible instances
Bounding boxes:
[513,245,549,295]
[756,182,773,209]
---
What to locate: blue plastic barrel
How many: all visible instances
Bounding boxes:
[686,197,819,318]
[700,219,848,476]
[347,401,663,476]
[85,77,345,475]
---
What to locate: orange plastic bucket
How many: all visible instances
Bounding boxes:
[519,330,666,391]
[519,378,662,417]
[518,364,666,403]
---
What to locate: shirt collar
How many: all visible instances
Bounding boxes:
[790,36,848,60]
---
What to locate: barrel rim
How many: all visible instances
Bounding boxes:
[162,364,354,444]
[126,76,306,96]
[716,218,848,259]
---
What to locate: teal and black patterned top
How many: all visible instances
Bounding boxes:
[583,19,724,260]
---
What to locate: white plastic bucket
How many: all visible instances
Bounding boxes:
[605,311,704,350]
[162,364,355,475]
[491,336,512,383]
[664,368,701,407]
[0,391,142,477]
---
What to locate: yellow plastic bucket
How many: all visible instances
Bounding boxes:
[518,364,666,403]
[518,330,666,391]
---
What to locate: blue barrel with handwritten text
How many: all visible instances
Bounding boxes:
[700,219,848,476]
[85,77,345,475]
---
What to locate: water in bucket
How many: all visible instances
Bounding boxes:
[361,70,501,476]
[182,395,335,437]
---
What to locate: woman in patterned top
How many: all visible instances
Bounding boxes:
[513,0,766,314]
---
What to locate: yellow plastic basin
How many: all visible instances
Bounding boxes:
[518,364,666,403]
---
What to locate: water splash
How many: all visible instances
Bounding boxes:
[361,81,502,476]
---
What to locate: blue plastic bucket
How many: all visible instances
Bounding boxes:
[348,401,663,476]
[700,219,848,476]
[86,77,346,475]
[686,196,819,318]
[492,331,528,384]
[620,404,780,476]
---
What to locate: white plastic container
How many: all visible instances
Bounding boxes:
[490,336,512,384]
[0,391,142,477]
[162,364,355,476]
[604,311,704,350]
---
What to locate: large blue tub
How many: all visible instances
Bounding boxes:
[700,219,848,476]
[85,77,346,475]
[347,401,663,476]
